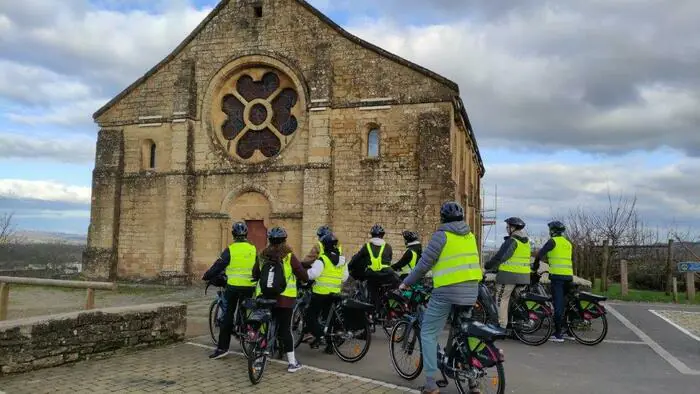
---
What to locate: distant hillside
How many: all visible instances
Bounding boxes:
[14,231,86,245]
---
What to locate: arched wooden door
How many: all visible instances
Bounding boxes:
[245,220,268,252]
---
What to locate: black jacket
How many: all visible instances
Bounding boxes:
[348,240,393,278]
[391,243,422,272]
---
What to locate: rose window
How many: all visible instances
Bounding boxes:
[215,68,300,162]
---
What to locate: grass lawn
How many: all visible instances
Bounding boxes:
[593,279,700,304]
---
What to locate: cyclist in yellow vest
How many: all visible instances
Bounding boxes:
[533,220,574,342]
[399,201,482,394]
[302,233,349,351]
[252,227,309,373]
[348,224,396,310]
[391,231,423,280]
[301,225,344,267]
[485,216,532,331]
[202,222,258,360]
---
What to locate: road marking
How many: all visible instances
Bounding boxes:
[606,304,700,375]
[185,341,420,393]
[602,340,646,345]
[649,309,700,343]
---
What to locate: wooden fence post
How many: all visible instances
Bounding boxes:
[601,240,610,292]
[0,282,9,321]
[620,259,629,297]
[687,272,696,302]
[666,239,674,295]
[85,288,95,310]
[672,277,678,303]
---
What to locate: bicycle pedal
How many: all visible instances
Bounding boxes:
[436,379,448,388]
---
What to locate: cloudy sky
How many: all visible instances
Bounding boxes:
[0,0,698,243]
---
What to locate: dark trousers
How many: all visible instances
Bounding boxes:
[306,293,334,339]
[550,279,571,336]
[273,307,294,353]
[217,285,255,351]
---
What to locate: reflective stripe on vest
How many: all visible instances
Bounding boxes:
[547,236,573,276]
[400,250,418,275]
[318,241,343,256]
[280,253,297,298]
[432,232,482,288]
[499,238,531,275]
[313,255,344,295]
[367,243,386,271]
[225,242,257,287]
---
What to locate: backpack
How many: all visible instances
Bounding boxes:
[258,257,287,298]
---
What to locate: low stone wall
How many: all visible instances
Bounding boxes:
[0,302,186,376]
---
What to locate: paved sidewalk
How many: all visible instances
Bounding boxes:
[0,343,414,394]
[650,310,700,338]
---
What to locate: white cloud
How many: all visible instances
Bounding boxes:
[5,98,108,126]
[0,60,93,104]
[0,132,95,163]
[482,155,700,235]
[0,179,91,204]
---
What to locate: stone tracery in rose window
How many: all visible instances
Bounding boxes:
[218,69,299,161]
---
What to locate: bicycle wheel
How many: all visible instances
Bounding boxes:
[209,300,221,346]
[389,320,423,380]
[292,303,306,349]
[248,347,267,385]
[455,362,505,394]
[511,303,553,346]
[248,323,269,385]
[567,307,608,346]
[331,313,372,363]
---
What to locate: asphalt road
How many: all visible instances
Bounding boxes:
[187,300,700,394]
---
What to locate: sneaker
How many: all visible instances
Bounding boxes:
[563,333,576,341]
[549,335,564,343]
[209,349,229,359]
[287,361,303,373]
[301,333,315,343]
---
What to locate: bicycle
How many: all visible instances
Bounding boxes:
[205,283,254,358]
[291,281,314,349]
[244,298,281,385]
[315,293,374,362]
[389,299,507,394]
[353,276,408,338]
[535,271,609,345]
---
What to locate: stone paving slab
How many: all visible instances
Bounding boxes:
[651,310,700,338]
[0,342,414,394]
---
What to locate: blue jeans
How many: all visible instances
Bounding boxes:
[550,279,570,336]
[420,295,454,384]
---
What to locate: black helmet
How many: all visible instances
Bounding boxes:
[504,217,526,230]
[316,225,332,239]
[232,222,248,237]
[548,220,566,234]
[402,230,419,243]
[320,233,338,249]
[267,227,287,244]
[440,201,464,223]
[370,224,385,237]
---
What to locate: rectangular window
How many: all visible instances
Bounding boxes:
[368,129,380,158]
[254,6,263,18]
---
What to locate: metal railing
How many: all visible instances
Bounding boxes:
[0,276,117,321]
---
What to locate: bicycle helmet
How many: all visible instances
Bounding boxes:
[267,226,287,244]
[320,233,339,250]
[231,221,248,238]
[504,217,526,230]
[440,201,464,223]
[402,230,419,244]
[370,224,385,238]
[316,225,332,239]
[548,220,566,235]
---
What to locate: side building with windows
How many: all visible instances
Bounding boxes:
[83,0,485,282]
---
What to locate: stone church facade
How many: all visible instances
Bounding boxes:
[83,0,485,282]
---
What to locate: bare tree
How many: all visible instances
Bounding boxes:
[0,212,17,246]
[593,191,638,247]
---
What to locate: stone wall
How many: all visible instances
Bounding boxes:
[0,303,186,376]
